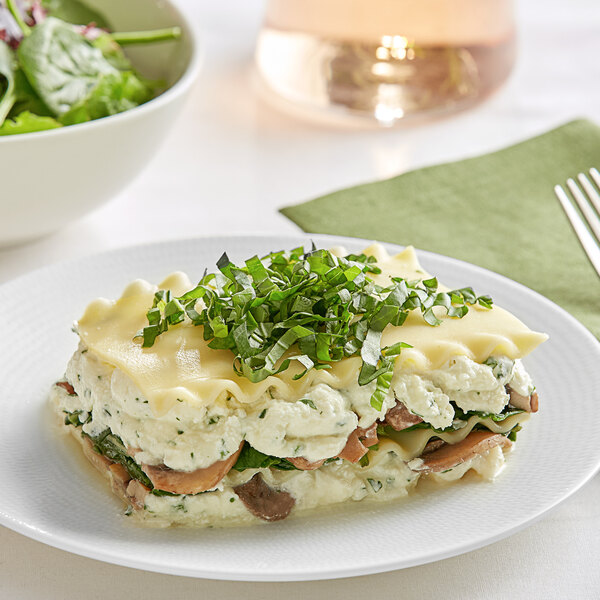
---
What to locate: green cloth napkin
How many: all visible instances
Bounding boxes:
[281,119,600,338]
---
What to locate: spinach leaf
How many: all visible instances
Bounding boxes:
[150,488,180,497]
[86,428,153,488]
[17,16,119,115]
[453,406,525,422]
[63,412,154,488]
[0,40,16,123]
[41,0,110,28]
[232,443,298,472]
[59,70,151,125]
[62,409,90,427]
[507,424,522,442]
[0,110,61,135]
[8,68,53,117]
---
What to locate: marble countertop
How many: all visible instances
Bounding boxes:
[1,0,599,597]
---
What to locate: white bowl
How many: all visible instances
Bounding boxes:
[0,0,201,247]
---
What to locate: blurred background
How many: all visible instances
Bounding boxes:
[2,0,599,279]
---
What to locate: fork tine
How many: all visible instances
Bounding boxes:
[579,171,600,215]
[566,178,600,241]
[590,167,600,189]
[554,184,600,277]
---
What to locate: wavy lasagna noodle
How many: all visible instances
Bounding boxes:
[51,244,547,526]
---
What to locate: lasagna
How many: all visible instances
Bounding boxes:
[51,244,547,526]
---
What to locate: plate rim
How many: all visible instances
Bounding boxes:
[1,232,599,581]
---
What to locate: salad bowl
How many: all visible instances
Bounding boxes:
[0,0,201,247]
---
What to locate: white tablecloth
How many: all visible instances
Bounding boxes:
[1,1,599,597]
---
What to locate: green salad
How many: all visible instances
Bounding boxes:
[0,0,181,135]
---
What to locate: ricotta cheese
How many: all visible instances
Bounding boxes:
[244,384,358,462]
[509,359,535,396]
[392,373,454,429]
[56,346,535,471]
[429,355,509,415]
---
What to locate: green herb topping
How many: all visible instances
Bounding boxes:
[299,398,317,410]
[136,246,493,410]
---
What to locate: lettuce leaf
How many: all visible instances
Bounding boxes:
[59,70,152,125]
[0,110,61,135]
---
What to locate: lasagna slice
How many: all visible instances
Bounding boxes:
[51,244,547,526]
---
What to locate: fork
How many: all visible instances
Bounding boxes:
[554,168,600,277]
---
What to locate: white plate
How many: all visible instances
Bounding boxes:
[0,234,598,581]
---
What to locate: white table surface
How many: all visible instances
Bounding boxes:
[1,0,599,597]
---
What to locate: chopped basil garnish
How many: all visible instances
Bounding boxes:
[299,398,317,410]
[136,246,492,410]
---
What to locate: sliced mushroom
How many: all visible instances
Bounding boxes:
[421,438,446,455]
[287,423,378,467]
[108,463,131,497]
[384,400,423,431]
[286,457,326,470]
[126,479,150,510]
[411,431,511,473]
[359,422,379,447]
[56,380,76,395]
[233,473,295,521]
[74,433,148,512]
[337,422,378,463]
[507,387,539,413]
[142,443,244,495]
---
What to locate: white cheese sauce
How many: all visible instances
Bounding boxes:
[57,346,531,471]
